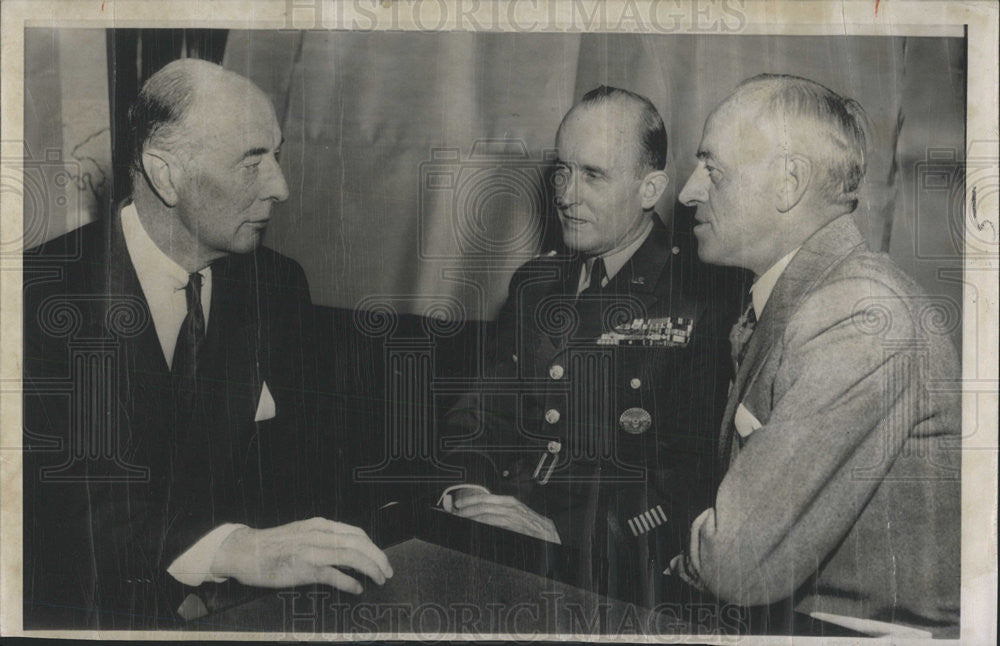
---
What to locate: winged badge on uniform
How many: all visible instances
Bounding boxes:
[597,317,694,347]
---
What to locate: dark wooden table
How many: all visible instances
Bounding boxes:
[188,502,861,638]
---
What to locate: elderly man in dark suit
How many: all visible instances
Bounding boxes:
[23,59,391,628]
[439,86,738,605]
[670,74,961,638]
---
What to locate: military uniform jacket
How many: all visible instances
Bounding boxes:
[442,217,739,604]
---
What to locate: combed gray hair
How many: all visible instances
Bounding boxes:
[126,59,218,179]
[736,74,868,212]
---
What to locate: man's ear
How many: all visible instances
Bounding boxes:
[639,170,669,210]
[140,149,181,207]
[776,154,812,213]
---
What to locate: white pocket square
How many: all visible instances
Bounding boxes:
[254,381,276,422]
[734,403,762,438]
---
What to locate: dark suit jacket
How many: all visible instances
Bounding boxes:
[442,216,740,605]
[701,214,961,637]
[22,211,331,628]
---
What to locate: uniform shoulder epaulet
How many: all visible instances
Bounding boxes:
[511,249,560,286]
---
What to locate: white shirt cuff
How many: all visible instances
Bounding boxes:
[166,523,248,586]
[438,484,491,512]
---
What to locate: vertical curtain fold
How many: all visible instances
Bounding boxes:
[22,29,965,347]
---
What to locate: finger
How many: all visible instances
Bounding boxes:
[456,503,548,537]
[300,546,388,585]
[453,494,519,509]
[304,516,369,537]
[310,532,393,579]
[315,566,364,595]
[688,509,713,574]
[684,564,705,592]
[453,501,527,519]
[451,486,490,504]
[688,537,700,577]
[674,556,696,587]
[326,521,369,537]
[682,554,705,591]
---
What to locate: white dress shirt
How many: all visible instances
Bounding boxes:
[749,247,799,319]
[120,203,245,587]
[120,203,213,366]
[576,219,654,294]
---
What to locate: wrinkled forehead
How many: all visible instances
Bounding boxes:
[182,82,282,158]
[701,96,779,163]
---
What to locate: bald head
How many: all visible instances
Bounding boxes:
[559,86,667,178]
[127,59,268,179]
[127,59,287,271]
[723,74,868,211]
[552,86,670,257]
[679,74,868,275]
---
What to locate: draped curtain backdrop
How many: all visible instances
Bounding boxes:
[23,29,965,341]
[223,31,965,329]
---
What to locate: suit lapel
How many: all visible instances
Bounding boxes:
[718,214,868,466]
[102,210,169,375]
[86,207,177,472]
[201,253,263,428]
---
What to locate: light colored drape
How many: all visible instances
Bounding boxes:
[21,29,110,249]
[224,31,964,332]
[22,29,964,343]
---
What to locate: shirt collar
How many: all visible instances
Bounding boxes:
[120,202,196,290]
[591,218,655,284]
[750,247,799,317]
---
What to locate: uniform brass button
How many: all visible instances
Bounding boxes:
[620,407,652,434]
[545,409,561,424]
[547,440,562,453]
[549,364,565,380]
[630,377,641,389]
[671,246,680,255]
[502,469,511,478]
[512,354,518,363]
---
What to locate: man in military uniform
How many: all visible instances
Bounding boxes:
[439,86,739,605]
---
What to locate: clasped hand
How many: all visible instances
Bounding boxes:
[447,488,561,544]
[211,517,393,594]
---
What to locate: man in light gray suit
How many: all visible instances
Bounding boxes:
[670,74,960,638]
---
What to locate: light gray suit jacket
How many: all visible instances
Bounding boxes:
[695,214,960,637]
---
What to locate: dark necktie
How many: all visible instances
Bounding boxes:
[172,272,206,400]
[719,300,758,471]
[729,300,757,370]
[580,256,607,297]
